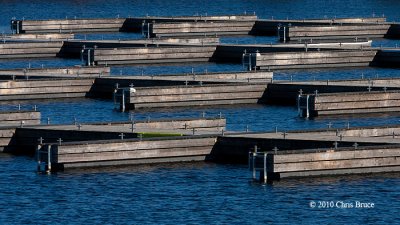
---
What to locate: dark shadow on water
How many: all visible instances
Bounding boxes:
[58,161,219,176]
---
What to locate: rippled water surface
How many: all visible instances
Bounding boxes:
[1,0,400,224]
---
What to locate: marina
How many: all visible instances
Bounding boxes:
[1,0,400,224]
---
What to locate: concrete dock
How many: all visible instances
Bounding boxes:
[32,124,400,173]
[298,90,400,118]
[0,110,40,127]
[121,83,267,110]
[11,15,257,34]
[0,78,94,101]
[1,117,225,154]
[245,49,378,70]
[249,145,400,182]
[253,17,387,35]
[0,41,64,59]
[2,15,400,180]
[0,66,110,79]
[265,78,400,105]
[278,24,399,42]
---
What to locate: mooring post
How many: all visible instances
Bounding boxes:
[119,133,125,140]
[283,26,286,43]
[252,145,258,179]
[262,153,267,183]
[46,145,52,173]
[36,137,44,172]
[58,138,62,146]
[121,89,126,112]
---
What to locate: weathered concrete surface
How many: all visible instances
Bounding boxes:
[4,33,74,40]
[148,21,255,37]
[0,41,63,59]
[214,41,372,63]
[264,78,400,105]
[211,130,400,163]
[0,66,110,79]
[12,15,257,34]
[0,78,94,101]
[299,90,400,117]
[92,71,273,98]
[124,83,267,109]
[38,135,217,170]
[252,50,377,70]
[251,146,400,181]
[59,38,219,57]
[253,17,387,35]
[279,24,393,41]
[0,110,40,126]
[84,46,217,65]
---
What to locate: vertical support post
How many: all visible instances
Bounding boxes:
[36,145,41,172]
[263,153,267,183]
[121,89,126,112]
[87,49,91,66]
[252,145,258,180]
[306,95,310,118]
[147,23,150,39]
[47,145,51,173]
[297,94,301,116]
[283,26,286,43]
[248,54,252,71]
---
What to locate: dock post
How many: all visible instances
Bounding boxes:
[283,26,286,43]
[306,95,310,118]
[262,153,267,183]
[46,145,52,173]
[252,145,258,179]
[87,49,91,66]
[121,89,126,112]
[36,144,41,172]
[248,54,252,71]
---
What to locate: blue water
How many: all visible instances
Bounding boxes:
[1,0,400,224]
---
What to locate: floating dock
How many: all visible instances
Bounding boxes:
[146,21,255,38]
[0,41,63,59]
[82,46,217,65]
[121,83,267,110]
[249,145,400,182]
[0,110,40,127]
[244,49,378,70]
[0,78,94,101]
[278,24,399,42]
[298,90,400,118]
[0,66,110,79]
[11,15,257,34]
